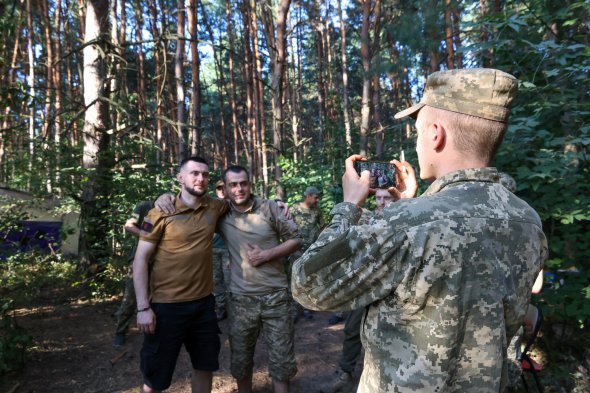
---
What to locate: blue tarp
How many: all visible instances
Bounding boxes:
[0,221,62,259]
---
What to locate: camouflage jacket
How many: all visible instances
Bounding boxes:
[291,202,325,251]
[291,168,547,393]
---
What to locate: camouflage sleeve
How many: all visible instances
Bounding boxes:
[358,208,373,225]
[270,200,301,243]
[291,202,411,312]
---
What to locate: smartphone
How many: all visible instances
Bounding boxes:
[354,160,397,188]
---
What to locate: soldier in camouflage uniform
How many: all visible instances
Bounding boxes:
[292,68,547,393]
[291,186,325,251]
[219,165,301,393]
[289,186,325,321]
[112,200,155,348]
[212,180,231,321]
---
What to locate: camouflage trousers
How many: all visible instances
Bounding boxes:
[213,247,230,311]
[114,274,136,335]
[228,289,297,381]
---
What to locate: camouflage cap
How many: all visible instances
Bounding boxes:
[304,186,321,196]
[394,68,518,123]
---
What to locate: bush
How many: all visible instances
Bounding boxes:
[0,299,31,376]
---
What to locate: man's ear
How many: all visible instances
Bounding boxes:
[431,122,447,152]
[177,172,183,184]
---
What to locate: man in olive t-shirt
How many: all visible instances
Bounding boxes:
[133,156,227,393]
[219,165,301,393]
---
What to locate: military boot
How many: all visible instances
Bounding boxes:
[319,368,353,393]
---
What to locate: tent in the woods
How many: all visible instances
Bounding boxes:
[0,185,79,257]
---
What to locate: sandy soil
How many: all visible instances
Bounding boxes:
[4,298,362,393]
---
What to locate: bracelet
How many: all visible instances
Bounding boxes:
[137,306,151,313]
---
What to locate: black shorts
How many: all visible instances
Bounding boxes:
[140,295,221,391]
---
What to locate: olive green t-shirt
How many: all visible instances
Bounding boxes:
[219,197,301,295]
[140,195,228,303]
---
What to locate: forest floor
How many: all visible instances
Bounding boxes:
[2,281,590,393]
[1,284,361,393]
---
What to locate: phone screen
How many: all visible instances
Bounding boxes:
[354,161,397,188]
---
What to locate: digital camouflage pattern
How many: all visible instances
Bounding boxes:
[292,167,547,393]
[499,172,517,193]
[394,68,518,123]
[212,244,230,311]
[291,202,325,251]
[227,290,297,381]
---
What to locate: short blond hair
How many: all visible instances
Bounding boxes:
[420,106,507,163]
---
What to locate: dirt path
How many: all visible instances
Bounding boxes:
[5,299,362,393]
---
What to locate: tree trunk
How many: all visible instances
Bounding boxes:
[453,2,463,68]
[147,0,165,161]
[26,0,35,184]
[201,1,228,168]
[40,0,55,193]
[241,0,253,170]
[297,4,304,152]
[372,0,384,158]
[426,0,440,73]
[480,0,492,67]
[135,0,146,143]
[246,2,259,183]
[359,0,371,157]
[324,0,334,112]
[190,0,201,155]
[337,0,351,148]
[287,8,299,165]
[78,0,86,39]
[80,0,112,266]
[1,5,23,182]
[260,0,291,200]
[54,0,63,192]
[312,0,325,140]
[65,0,80,149]
[250,0,269,195]
[444,0,455,70]
[187,0,199,156]
[176,0,187,159]
[225,0,239,163]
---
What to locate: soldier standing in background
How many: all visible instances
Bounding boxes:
[212,180,230,321]
[112,200,155,348]
[292,68,547,392]
[289,186,325,321]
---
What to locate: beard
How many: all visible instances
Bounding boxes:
[184,185,207,197]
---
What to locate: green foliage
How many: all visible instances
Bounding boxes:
[0,299,32,377]
[0,197,30,249]
[0,252,78,305]
[488,0,590,328]
[278,153,342,221]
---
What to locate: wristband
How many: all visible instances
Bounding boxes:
[137,306,151,313]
